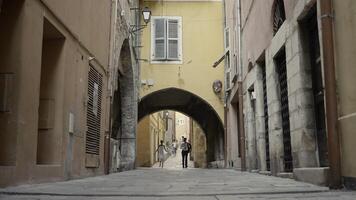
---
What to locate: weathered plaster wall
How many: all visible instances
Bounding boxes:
[41,0,112,68]
[333,0,356,182]
[233,0,321,176]
[136,117,153,167]
[0,0,136,186]
[192,121,207,168]
[139,0,225,122]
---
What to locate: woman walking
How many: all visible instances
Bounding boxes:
[155,140,168,168]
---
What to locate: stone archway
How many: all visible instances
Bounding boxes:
[138,88,225,164]
[111,38,138,172]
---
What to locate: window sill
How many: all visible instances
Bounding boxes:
[150,60,183,65]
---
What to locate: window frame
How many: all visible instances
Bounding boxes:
[151,16,183,64]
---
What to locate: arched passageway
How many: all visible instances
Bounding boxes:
[136,111,208,168]
[138,88,224,164]
[110,38,137,172]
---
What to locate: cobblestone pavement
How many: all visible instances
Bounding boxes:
[0,154,355,199]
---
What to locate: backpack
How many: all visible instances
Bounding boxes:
[187,143,192,152]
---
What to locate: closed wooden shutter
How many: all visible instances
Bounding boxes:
[153,18,166,60]
[86,66,103,155]
[167,19,179,60]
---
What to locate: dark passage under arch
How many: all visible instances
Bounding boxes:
[138,88,225,164]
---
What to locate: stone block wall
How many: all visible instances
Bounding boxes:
[241,0,320,175]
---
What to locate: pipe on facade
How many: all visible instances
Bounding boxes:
[224,106,228,168]
[319,0,341,188]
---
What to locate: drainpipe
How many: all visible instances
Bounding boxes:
[224,106,228,168]
[237,0,246,171]
[319,0,341,188]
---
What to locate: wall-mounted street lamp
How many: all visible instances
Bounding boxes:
[130,7,151,33]
[142,7,151,24]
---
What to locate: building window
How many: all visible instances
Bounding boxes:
[36,18,65,165]
[151,16,182,63]
[275,48,293,172]
[302,5,328,167]
[86,66,103,157]
[260,60,271,171]
[272,0,286,35]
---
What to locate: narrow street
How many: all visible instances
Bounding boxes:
[1,153,355,200]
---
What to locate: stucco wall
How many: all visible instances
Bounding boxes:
[192,121,207,168]
[139,0,225,121]
[333,0,356,180]
[0,0,119,186]
[136,112,167,167]
[226,0,327,177]
[136,117,153,167]
[239,0,297,76]
[41,0,112,68]
[175,112,190,141]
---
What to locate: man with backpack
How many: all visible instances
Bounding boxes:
[180,137,192,168]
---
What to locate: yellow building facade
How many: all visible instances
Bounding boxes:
[175,112,190,141]
[136,112,166,167]
[139,0,225,119]
[138,0,226,165]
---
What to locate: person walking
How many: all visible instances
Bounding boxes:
[180,137,190,168]
[171,139,177,156]
[155,140,167,168]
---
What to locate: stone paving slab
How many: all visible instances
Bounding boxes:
[1,191,356,200]
[0,168,329,196]
[0,154,353,199]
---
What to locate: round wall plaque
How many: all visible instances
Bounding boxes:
[212,80,222,94]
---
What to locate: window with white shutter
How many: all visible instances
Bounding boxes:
[154,18,166,60]
[167,19,179,60]
[151,16,182,63]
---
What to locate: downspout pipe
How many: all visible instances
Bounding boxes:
[224,105,228,168]
[237,0,246,171]
[319,0,341,188]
